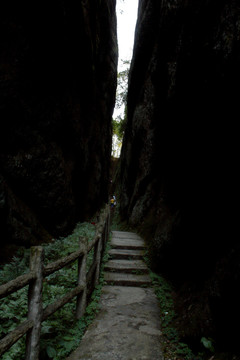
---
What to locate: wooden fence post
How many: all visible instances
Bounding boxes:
[101,222,106,255]
[25,246,44,360]
[105,217,108,245]
[105,207,110,245]
[76,237,87,319]
[0,207,110,358]
[94,234,102,287]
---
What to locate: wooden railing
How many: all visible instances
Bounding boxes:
[0,205,110,359]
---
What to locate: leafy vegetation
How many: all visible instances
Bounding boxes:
[114,60,130,112]
[200,337,215,353]
[112,59,130,157]
[0,220,110,360]
[112,113,126,142]
[148,269,204,360]
[0,203,214,360]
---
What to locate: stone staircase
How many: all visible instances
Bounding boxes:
[104,231,152,287]
[67,230,164,360]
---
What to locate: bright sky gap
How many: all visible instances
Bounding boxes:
[112,0,138,157]
[116,0,138,66]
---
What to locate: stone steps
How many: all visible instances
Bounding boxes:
[104,231,151,287]
[104,272,152,286]
[111,237,145,250]
[111,231,142,240]
[104,259,149,274]
[108,248,144,260]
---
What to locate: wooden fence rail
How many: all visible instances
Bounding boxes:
[0,204,110,359]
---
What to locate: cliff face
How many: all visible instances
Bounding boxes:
[119,0,239,352]
[0,0,118,257]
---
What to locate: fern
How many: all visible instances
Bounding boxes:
[0,220,104,359]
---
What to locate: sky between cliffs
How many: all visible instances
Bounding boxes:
[112,0,138,157]
[117,0,138,67]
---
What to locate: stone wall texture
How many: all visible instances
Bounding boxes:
[0,0,118,258]
[118,0,239,352]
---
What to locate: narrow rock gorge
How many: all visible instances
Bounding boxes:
[0,0,118,259]
[118,0,239,355]
[1,0,240,356]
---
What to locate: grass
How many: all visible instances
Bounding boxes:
[0,214,110,360]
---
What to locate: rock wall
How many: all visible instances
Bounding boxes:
[118,0,239,352]
[0,0,117,258]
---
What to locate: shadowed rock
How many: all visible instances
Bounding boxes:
[118,0,240,353]
[0,0,118,258]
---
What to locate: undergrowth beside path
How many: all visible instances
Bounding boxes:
[0,220,110,360]
[1,200,212,360]
[148,269,205,360]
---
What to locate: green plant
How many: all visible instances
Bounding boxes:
[201,337,215,353]
[132,269,145,275]
[148,269,203,360]
[0,219,109,360]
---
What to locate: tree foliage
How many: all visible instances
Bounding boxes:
[112,60,130,146]
[115,61,130,110]
[112,112,126,140]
